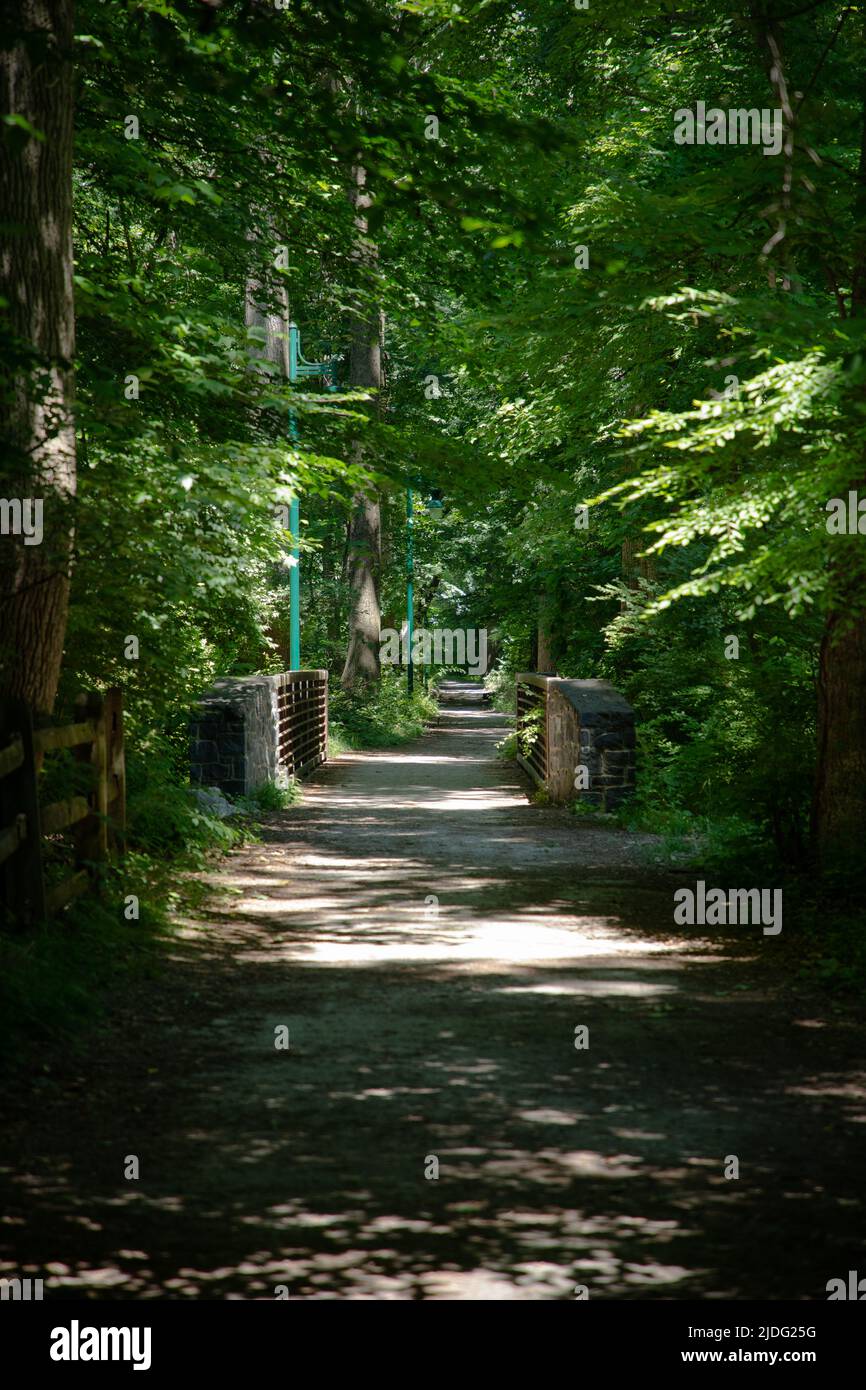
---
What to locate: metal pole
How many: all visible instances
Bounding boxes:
[289,492,301,671]
[285,321,336,673]
[288,323,300,671]
[407,487,414,694]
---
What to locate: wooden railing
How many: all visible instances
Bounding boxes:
[0,690,125,928]
[277,670,328,779]
[516,673,549,785]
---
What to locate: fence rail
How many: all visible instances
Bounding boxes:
[0,689,125,928]
[516,673,549,785]
[277,670,328,779]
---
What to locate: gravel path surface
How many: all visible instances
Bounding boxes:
[1,689,864,1299]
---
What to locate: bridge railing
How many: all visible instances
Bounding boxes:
[516,673,549,785]
[515,673,636,808]
[190,669,329,797]
[276,670,328,779]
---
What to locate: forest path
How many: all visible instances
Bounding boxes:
[1,688,865,1300]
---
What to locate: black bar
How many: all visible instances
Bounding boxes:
[1,1297,860,1375]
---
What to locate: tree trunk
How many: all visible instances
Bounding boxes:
[812,611,866,868]
[0,1,76,713]
[536,592,555,673]
[810,80,866,865]
[621,536,656,588]
[341,474,382,689]
[244,261,290,377]
[340,162,383,692]
[536,627,555,674]
[322,522,343,646]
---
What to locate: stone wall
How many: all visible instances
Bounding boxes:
[517,674,636,809]
[189,676,283,798]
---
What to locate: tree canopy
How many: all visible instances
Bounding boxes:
[2,0,865,886]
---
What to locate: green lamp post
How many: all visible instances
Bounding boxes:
[287,322,338,670]
[406,487,415,694]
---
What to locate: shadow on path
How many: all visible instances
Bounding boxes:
[1,693,864,1299]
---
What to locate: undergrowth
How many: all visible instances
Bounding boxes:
[329,668,438,749]
[0,744,295,1067]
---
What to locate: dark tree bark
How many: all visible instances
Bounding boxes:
[341,476,382,690]
[745,9,866,866]
[0,0,76,713]
[322,521,343,647]
[536,592,555,673]
[812,609,866,865]
[621,535,656,587]
[811,83,866,867]
[340,162,383,692]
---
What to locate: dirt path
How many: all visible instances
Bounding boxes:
[1,690,865,1300]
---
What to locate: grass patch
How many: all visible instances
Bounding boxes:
[235,778,301,814]
[0,871,166,1070]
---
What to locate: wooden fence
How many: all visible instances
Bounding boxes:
[0,689,125,928]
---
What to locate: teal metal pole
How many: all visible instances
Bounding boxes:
[288,324,300,671]
[285,320,336,672]
[289,490,300,671]
[407,487,414,695]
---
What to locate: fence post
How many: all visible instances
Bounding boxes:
[0,698,45,928]
[73,691,108,878]
[103,688,126,852]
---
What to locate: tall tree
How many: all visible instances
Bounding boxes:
[341,162,383,691]
[812,69,866,866]
[0,0,76,712]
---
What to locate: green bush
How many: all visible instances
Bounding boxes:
[0,740,297,1066]
[496,729,518,760]
[126,738,242,860]
[485,658,520,714]
[328,668,438,749]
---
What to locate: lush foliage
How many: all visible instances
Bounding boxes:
[5,1,865,1004]
[330,668,438,749]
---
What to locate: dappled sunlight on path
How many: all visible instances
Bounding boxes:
[1,689,865,1300]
